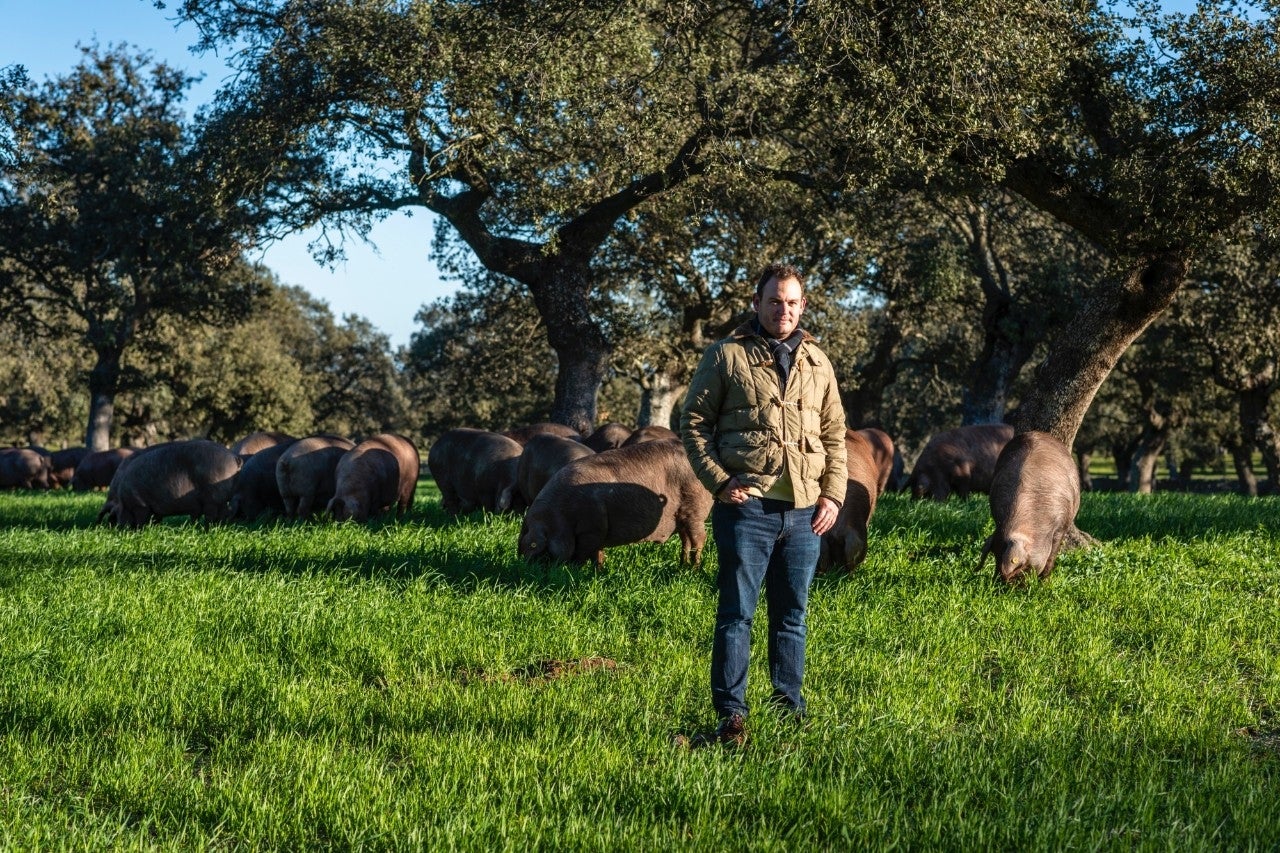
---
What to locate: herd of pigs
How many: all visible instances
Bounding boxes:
[0,419,1081,583]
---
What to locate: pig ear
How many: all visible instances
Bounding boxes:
[495,483,514,512]
[549,531,575,561]
[976,535,994,571]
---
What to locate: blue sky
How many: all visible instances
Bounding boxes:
[3,0,1204,348]
[1,0,448,348]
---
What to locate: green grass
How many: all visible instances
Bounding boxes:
[0,484,1276,849]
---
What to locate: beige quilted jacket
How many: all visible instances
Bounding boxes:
[680,322,847,508]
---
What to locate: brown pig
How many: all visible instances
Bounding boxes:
[428,428,526,515]
[48,447,89,488]
[0,448,51,489]
[818,429,894,573]
[855,427,896,496]
[327,433,422,522]
[621,425,679,446]
[501,422,582,446]
[275,435,356,519]
[516,433,596,506]
[518,439,713,568]
[978,431,1081,584]
[98,440,242,528]
[230,430,296,458]
[583,422,633,452]
[227,439,299,521]
[906,423,1015,501]
[72,447,138,491]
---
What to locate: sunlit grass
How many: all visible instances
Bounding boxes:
[0,484,1276,848]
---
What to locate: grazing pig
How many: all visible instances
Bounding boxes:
[48,447,89,488]
[501,422,582,446]
[620,425,679,446]
[518,439,713,567]
[818,429,894,573]
[978,431,1081,584]
[230,430,295,458]
[0,448,51,489]
[327,433,421,522]
[427,428,525,515]
[583,422,633,451]
[71,447,138,491]
[516,433,595,506]
[906,423,1015,501]
[275,435,355,519]
[855,427,896,496]
[227,439,299,521]
[98,440,242,528]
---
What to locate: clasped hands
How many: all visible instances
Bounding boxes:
[718,476,839,535]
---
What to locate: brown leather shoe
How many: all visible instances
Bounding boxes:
[683,713,747,749]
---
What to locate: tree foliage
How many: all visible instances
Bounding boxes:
[0,44,255,450]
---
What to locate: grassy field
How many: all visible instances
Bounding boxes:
[0,483,1276,849]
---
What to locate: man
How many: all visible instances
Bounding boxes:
[680,262,847,747]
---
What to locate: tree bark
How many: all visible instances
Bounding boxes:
[526,263,609,434]
[1076,451,1093,492]
[1012,253,1189,447]
[637,369,685,430]
[953,201,1036,426]
[1227,440,1259,497]
[84,349,122,452]
[1111,437,1137,492]
[1128,438,1165,494]
[961,328,1034,425]
[1238,386,1280,494]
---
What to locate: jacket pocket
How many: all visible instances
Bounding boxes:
[718,430,780,477]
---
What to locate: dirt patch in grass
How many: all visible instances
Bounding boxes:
[1235,725,1280,755]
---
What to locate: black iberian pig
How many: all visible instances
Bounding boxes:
[518,439,713,568]
[818,429,894,573]
[47,447,88,488]
[906,423,1015,501]
[620,425,680,446]
[327,433,421,522]
[583,422,633,452]
[427,428,525,515]
[501,422,583,446]
[516,432,595,507]
[99,440,241,528]
[0,447,51,489]
[71,447,137,492]
[230,430,295,458]
[275,435,355,519]
[978,430,1082,584]
[227,438,300,521]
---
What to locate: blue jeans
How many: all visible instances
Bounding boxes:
[710,497,821,719]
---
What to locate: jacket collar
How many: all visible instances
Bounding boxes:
[730,319,814,346]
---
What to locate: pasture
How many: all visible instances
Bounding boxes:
[0,484,1276,849]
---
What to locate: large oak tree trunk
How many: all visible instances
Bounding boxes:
[1227,440,1259,497]
[1238,385,1280,494]
[529,264,609,434]
[1013,253,1188,447]
[84,349,122,453]
[961,329,1034,426]
[637,369,685,429]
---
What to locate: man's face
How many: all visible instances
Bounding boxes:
[753,275,806,339]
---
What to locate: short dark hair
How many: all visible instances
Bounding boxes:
[754,262,804,297]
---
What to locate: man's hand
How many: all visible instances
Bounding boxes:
[811,496,839,535]
[717,476,750,505]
